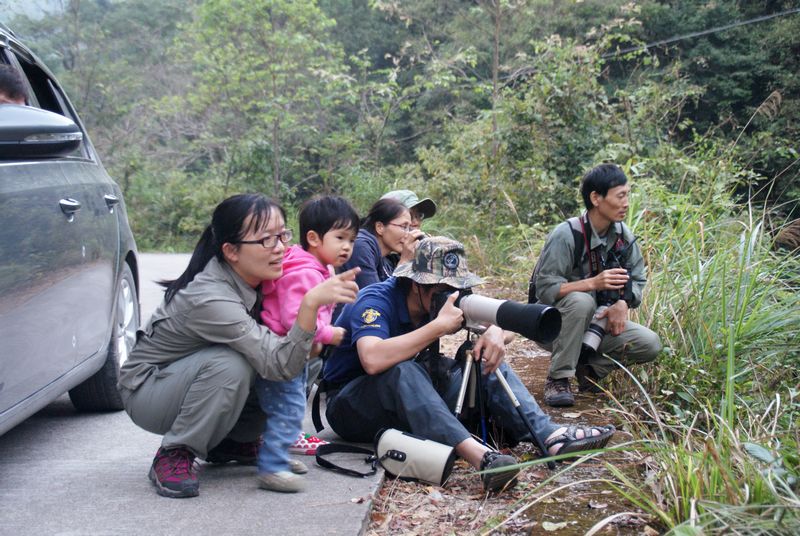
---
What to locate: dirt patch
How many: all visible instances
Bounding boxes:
[365,329,659,535]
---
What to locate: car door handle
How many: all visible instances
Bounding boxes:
[104,194,120,213]
[59,197,82,215]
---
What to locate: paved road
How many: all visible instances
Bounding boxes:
[0,253,380,536]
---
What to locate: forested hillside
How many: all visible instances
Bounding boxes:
[3,1,799,533]
[4,1,798,250]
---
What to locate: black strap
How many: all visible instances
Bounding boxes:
[579,213,601,277]
[528,216,585,303]
[311,379,343,433]
[315,443,378,478]
[311,383,325,433]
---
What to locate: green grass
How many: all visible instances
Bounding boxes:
[484,162,800,532]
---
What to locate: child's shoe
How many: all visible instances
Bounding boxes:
[258,471,306,493]
[289,459,308,474]
[288,432,329,455]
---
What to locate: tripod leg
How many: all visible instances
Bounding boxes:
[453,352,473,417]
[493,370,556,470]
[474,360,488,444]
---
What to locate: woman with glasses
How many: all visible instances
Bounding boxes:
[118,193,359,499]
[340,197,422,291]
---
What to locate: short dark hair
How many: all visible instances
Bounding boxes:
[298,195,359,249]
[362,198,408,234]
[580,163,628,210]
[0,64,26,103]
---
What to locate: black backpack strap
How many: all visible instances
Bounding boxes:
[567,216,586,278]
[528,216,585,303]
[311,380,326,433]
[315,443,378,478]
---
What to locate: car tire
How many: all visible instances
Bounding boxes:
[69,263,139,411]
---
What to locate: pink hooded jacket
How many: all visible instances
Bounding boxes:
[260,245,335,345]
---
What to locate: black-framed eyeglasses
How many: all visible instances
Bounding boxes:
[235,229,293,249]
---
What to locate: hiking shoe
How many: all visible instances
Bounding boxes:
[288,432,329,455]
[148,447,199,498]
[289,459,308,474]
[544,376,574,407]
[479,451,520,492]
[205,437,259,465]
[258,471,306,493]
[575,363,603,393]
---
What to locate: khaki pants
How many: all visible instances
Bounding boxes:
[120,346,265,458]
[545,292,661,380]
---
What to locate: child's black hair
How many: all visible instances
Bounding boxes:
[298,195,360,249]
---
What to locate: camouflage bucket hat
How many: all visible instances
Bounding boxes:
[393,236,483,289]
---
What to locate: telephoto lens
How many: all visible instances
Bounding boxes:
[430,290,562,344]
[581,305,608,351]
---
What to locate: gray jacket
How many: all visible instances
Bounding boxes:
[118,257,314,391]
[533,217,646,307]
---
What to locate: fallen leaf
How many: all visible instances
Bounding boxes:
[529,469,548,480]
[643,526,660,536]
[562,412,582,419]
[371,512,386,523]
[588,500,608,509]
[542,521,568,531]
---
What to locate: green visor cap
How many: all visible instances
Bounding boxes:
[393,236,483,289]
[381,189,437,219]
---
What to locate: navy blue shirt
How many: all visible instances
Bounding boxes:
[323,277,415,385]
[340,229,395,289]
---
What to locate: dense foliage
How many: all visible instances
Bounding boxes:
[3,0,798,531]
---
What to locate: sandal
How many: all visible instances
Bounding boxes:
[544,424,615,458]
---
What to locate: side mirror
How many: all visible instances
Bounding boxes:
[0,104,83,159]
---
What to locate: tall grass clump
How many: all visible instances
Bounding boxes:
[490,149,799,532]
[632,173,800,424]
[594,154,800,532]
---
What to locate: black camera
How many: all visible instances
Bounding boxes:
[430,288,562,344]
[595,240,635,306]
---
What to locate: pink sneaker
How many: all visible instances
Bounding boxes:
[288,432,329,455]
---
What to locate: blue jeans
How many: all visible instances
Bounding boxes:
[327,359,559,448]
[255,366,307,474]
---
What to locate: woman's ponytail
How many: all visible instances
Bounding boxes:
[160,224,217,303]
[160,194,285,303]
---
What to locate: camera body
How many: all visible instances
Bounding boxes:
[595,248,634,306]
[430,288,562,344]
[581,240,636,351]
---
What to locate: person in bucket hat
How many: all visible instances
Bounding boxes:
[378,190,435,278]
[321,235,616,493]
[380,189,437,230]
[392,236,483,289]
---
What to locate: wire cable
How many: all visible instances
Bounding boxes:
[601,6,800,59]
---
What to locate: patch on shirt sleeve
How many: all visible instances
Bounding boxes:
[360,308,381,326]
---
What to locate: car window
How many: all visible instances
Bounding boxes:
[5,51,90,159]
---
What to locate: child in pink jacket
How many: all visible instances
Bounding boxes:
[255,195,359,493]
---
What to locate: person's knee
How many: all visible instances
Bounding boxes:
[387,360,429,385]
[623,327,662,363]
[199,348,255,388]
[557,292,597,319]
[641,330,662,362]
[382,361,439,403]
